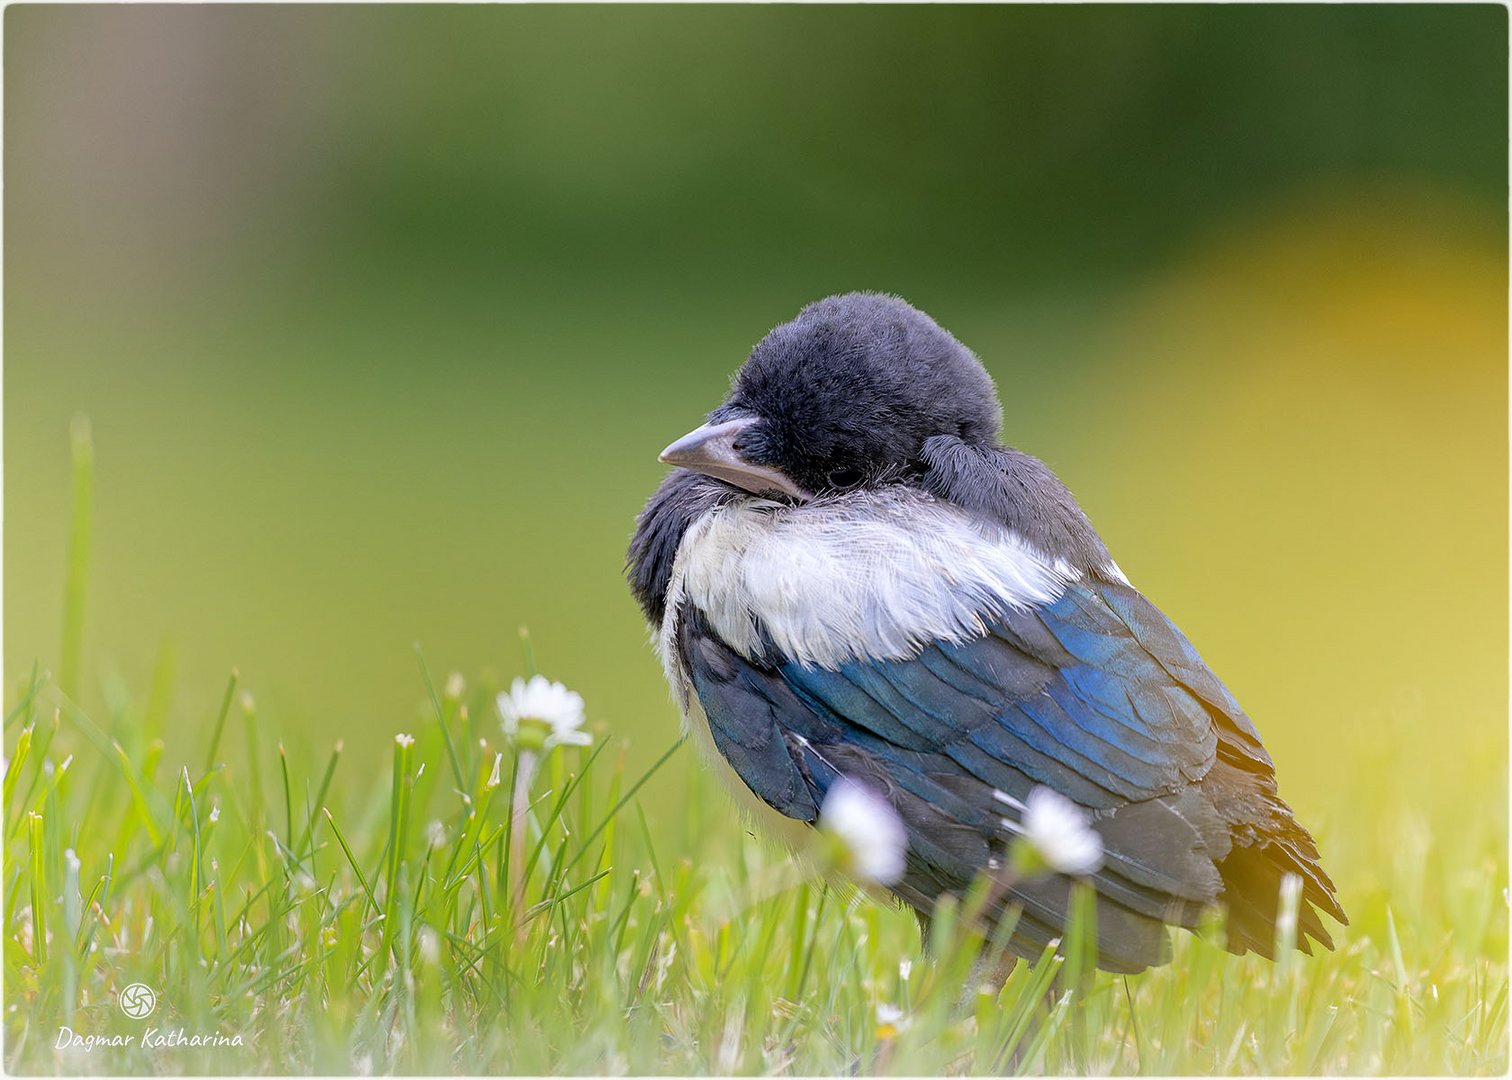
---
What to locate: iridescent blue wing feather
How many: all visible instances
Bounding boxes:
[677,577,1344,971]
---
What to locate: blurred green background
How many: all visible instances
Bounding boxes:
[6,5,1506,872]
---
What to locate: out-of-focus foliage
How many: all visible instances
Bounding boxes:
[6,4,1505,854]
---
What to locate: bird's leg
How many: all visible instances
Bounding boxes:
[984,948,1020,988]
[1049,956,1096,1074]
[919,900,1068,1077]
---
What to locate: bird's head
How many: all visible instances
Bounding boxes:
[660,292,1001,502]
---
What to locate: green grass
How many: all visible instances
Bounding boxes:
[3,424,1507,1075]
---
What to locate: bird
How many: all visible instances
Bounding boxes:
[626,291,1346,973]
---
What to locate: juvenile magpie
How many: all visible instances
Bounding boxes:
[627,292,1345,972]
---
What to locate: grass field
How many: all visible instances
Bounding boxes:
[4,421,1508,1076]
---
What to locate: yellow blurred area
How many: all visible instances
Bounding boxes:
[1076,186,1506,856]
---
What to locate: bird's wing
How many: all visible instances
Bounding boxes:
[1092,580,1347,950]
[676,576,1342,971]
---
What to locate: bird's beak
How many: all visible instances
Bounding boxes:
[659,417,810,502]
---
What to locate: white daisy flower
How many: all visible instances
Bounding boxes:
[498,675,589,753]
[875,1002,909,1039]
[819,777,907,886]
[418,926,441,966]
[1002,786,1103,876]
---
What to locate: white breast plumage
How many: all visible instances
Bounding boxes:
[658,486,1078,674]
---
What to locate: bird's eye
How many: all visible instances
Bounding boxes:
[827,466,864,490]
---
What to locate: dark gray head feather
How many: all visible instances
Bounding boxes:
[628,292,1118,624]
[711,292,1001,495]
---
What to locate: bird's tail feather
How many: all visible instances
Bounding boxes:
[1216,834,1346,958]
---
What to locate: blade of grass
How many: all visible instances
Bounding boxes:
[294,740,343,860]
[28,812,48,965]
[202,669,239,773]
[59,415,93,699]
[278,744,294,850]
[414,643,466,793]
[562,735,684,877]
[322,807,380,917]
[4,661,44,731]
